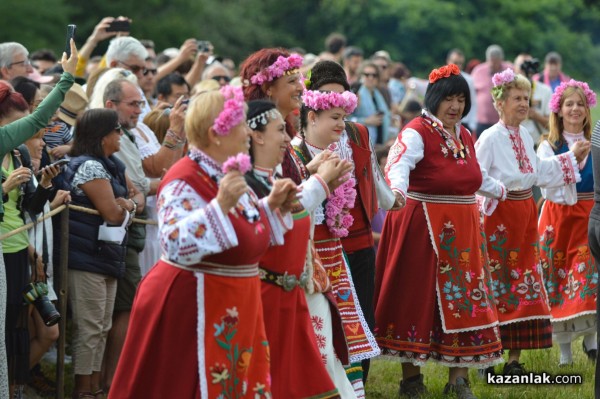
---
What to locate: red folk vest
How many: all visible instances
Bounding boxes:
[158,156,271,266]
[341,121,377,253]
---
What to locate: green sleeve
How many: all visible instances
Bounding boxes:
[0,72,75,156]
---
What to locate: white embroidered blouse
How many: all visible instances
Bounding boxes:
[476,122,579,189]
[291,130,395,225]
[158,148,292,265]
[537,131,588,205]
[475,122,580,213]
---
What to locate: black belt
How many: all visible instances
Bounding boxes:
[259,267,309,291]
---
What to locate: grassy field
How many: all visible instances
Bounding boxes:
[365,337,595,398]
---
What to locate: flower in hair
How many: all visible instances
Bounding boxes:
[491,68,515,87]
[428,64,460,84]
[213,86,245,136]
[550,79,597,113]
[491,68,516,99]
[250,54,304,85]
[222,153,252,174]
[302,90,358,114]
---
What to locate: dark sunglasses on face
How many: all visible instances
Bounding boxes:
[211,75,231,82]
[144,68,157,76]
[363,72,379,78]
[118,61,147,75]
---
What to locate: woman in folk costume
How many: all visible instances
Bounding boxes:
[109,86,299,398]
[374,64,506,399]
[537,80,598,366]
[291,61,387,398]
[315,60,397,384]
[241,50,357,398]
[245,99,339,398]
[475,69,590,375]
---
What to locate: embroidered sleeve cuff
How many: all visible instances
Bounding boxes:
[499,184,507,201]
[561,152,581,184]
[391,188,406,201]
[207,198,238,250]
[312,174,330,198]
[259,198,289,246]
[299,175,329,213]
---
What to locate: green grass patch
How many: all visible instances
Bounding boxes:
[366,336,594,398]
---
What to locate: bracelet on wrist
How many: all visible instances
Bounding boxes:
[129,198,137,214]
[166,129,186,143]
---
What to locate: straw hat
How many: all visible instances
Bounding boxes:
[57,83,88,126]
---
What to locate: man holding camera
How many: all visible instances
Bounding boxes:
[514,53,553,146]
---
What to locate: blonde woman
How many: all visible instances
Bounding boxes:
[537,80,598,366]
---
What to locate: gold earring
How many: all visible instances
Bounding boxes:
[216,140,221,146]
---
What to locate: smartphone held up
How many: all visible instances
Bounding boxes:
[65,24,76,58]
[106,19,131,33]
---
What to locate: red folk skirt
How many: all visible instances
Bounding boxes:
[374,194,503,367]
[108,260,271,398]
[259,209,338,399]
[538,196,597,322]
[484,191,552,349]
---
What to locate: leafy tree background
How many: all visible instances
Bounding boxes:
[1,0,600,86]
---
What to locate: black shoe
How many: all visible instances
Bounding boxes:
[583,340,597,364]
[443,377,477,399]
[503,360,526,375]
[399,374,427,398]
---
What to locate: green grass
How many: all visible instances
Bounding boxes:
[366,336,595,398]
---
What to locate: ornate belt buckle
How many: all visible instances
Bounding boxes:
[282,272,298,292]
[298,271,309,288]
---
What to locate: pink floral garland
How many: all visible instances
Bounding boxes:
[222,153,252,174]
[302,90,358,114]
[325,175,356,237]
[213,86,245,136]
[250,54,303,85]
[550,79,597,113]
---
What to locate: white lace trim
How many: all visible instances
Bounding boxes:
[196,272,208,398]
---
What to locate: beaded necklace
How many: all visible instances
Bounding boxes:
[423,115,469,161]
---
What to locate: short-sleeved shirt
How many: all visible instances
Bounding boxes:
[43,120,73,150]
[71,160,111,196]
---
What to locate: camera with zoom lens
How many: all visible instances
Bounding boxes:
[22,282,60,326]
[520,59,540,78]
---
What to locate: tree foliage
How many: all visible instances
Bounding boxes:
[1,0,599,86]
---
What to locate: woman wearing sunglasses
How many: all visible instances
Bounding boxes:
[61,108,144,399]
[350,61,392,145]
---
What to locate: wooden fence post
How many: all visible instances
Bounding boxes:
[56,207,69,399]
